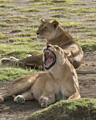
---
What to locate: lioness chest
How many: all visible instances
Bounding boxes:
[31,74,70,101]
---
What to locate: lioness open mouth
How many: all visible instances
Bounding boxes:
[44,49,56,69]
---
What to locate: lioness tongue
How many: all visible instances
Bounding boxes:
[46,57,53,67]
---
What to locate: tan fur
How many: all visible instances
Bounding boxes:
[0,45,80,107]
[1,19,83,69]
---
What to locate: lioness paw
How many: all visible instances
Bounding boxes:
[1,58,10,64]
[39,97,49,107]
[14,95,25,103]
[1,57,19,64]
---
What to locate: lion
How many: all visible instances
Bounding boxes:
[0,44,80,107]
[1,19,83,69]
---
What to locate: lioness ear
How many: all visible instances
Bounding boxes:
[51,20,59,28]
[64,50,71,57]
[40,18,45,23]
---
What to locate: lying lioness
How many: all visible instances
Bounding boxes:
[1,19,83,69]
[0,44,80,107]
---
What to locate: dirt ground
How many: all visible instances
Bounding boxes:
[0,0,96,120]
[0,51,96,120]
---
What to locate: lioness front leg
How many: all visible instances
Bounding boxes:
[14,90,33,103]
[1,54,43,69]
[39,91,55,107]
[0,74,36,103]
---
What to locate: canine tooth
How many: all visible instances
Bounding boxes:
[49,51,51,55]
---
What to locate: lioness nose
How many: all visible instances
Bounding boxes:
[47,44,51,49]
[36,32,39,35]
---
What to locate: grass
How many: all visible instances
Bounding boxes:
[76,25,96,32]
[29,0,48,2]
[10,29,22,33]
[51,0,67,3]
[87,33,96,37]
[0,12,10,16]
[0,43,45,59]
[0,0,12,3]
[0,33,6,39]
[0,4,15,8]
[12,6,41,12]
[50,6,68,11]
[0,22,11,27]
[25,98,96,120]
[71,7,96,14]
[77,40,96,51]
[8,37,33,43]
[5,15,32,23]
[26,8,41,12]
[0,65,39,81]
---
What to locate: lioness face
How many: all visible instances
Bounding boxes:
[43,44,66,70]
[36,19,59,40]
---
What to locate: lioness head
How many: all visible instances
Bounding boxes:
[43,44,71,71]
[36,19,59,40]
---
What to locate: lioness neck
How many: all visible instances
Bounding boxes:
[47,26,77,48]
[47,59,72,80]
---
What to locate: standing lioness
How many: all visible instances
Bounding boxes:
[1,19,83,69]
[0,44,80,107]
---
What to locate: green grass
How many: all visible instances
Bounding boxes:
[12,6,40,12]
[0,64,39,81]
[87,33,96,37]
[0,4,15,8]
[8,37,32,43]
[25,98,96,120]
[18,33,37,40]
[71,7,96,14]
[77,40,96,51]
[10,29,22,33]
[60,20,81,28]
[0,33,6,39]
[5,15,32,23]
[18,32,33,37]
[0,12,10,16]
[0,0,12,3]
[76,26,94,32]
[51,0,67,3]
[50,6,68,11]
[0,43,45,59]
[0,22,11,27]
[29,0,47,2]
[26,8,41,12]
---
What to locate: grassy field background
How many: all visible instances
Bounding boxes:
[0,0,96,81]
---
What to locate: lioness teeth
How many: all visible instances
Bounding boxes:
[49,51,51,55]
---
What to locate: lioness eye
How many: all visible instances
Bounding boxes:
[55,46,59,50]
